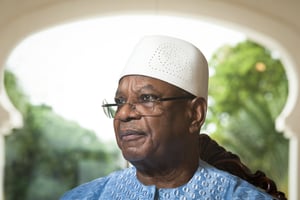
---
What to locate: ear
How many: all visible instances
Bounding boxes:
[189,97,207,133]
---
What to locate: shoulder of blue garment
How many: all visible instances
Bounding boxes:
[59,169,128,200]
[60,162,274,200]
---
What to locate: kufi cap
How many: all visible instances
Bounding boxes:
[120,35,209,100]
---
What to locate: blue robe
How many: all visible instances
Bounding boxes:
[60,160,274,200]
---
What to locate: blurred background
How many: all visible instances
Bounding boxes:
[0,1,299,200]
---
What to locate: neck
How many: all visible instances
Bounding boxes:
[133,136,200,188]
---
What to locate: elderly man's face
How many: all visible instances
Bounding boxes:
[113,75,194,164]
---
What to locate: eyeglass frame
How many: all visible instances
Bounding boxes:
[102,95,195,118]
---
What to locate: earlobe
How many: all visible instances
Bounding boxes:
[189,97,207,133]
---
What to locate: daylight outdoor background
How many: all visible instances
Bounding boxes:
[3,15,289,199]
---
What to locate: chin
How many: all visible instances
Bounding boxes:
[122,152,144,162]
[121,149,148,163]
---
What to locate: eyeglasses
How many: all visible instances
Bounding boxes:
[102,95,195,119]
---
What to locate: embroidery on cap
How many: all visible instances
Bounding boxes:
[148,42,192,81]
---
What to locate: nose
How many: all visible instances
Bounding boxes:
[114,103,141,121]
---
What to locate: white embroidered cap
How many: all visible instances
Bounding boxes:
[120,35,209,99]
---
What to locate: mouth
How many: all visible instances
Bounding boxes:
[119,130,146,141]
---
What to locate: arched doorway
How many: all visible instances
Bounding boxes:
[0,1,299,199]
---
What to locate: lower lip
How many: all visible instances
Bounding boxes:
[121,134,145,141]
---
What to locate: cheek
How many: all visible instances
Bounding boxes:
[154,112,191,152]
[113,120,118,132]
[148,117,178,148]
[113,120,122,147]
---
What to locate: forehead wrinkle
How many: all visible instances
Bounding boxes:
[115,80,161,97]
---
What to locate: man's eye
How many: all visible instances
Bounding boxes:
[114,98,126,105]
[139,94,159,103]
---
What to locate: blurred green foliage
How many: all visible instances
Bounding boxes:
[4,70,122,200]
[205,40,289,195]
[3,39,289,199]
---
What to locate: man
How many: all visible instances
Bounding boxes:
[61,35,274,199]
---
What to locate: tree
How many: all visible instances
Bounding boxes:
[4,70,122,200]
[206,40,289,194]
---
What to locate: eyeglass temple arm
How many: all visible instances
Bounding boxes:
[102,103,117,107]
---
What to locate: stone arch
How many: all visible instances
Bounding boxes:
[0,1,299,199]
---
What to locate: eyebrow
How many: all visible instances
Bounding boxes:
[115,83,161,96]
